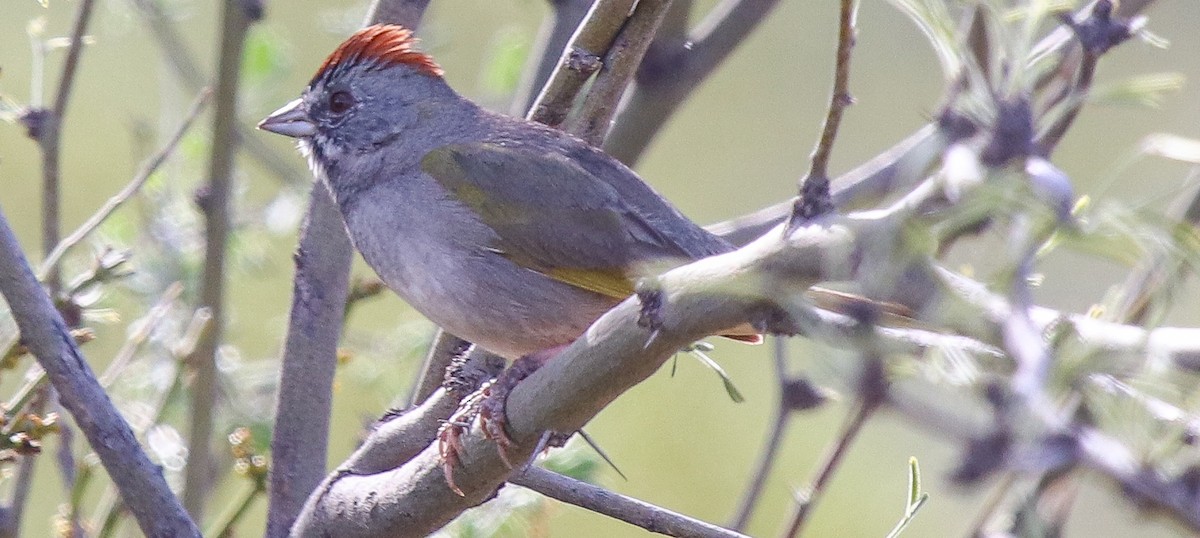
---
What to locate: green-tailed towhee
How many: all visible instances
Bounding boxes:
[259,24,763,488]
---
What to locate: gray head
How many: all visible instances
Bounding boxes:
[258,25,463,183]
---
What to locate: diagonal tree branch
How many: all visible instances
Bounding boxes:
[0,207,200,537]
[510,467,750,538]
[565,0,675,145]
[525,0,639,127]
[39,89,212,277]
[291,200,1200,536]
[510,0,595,116]
[291,223,839,537]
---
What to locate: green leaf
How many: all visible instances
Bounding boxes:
[885,457,929,538]
[906,456,922,511]
[685,344,745,403]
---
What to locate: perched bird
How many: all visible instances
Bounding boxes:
[259,24,761,488]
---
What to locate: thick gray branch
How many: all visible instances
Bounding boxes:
[264,185,354,537]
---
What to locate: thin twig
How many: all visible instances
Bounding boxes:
[712,0,1156,244]
[511,467,750,538]
[95,309,210,538]
[1034,53,1097,155]
[0,281,180,536]
[205,483,264,538]
[783,398,877,538]
[57,410,87,538]
[39,90,211,278]
[100,283,185,387]
[526,0,638,127]
[965,473,1018,537]
[9,2,99,533]
[182,0,257,520]
[38,0,98,292]
[729,338,791,531]
[566,0,675,145]
[791,0,859,224]
[0,207,200,536]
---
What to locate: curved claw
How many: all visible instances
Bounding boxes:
[479,392,516,468]
[437,391,485,497]
[434,351,558,493]
[437,420,468,496]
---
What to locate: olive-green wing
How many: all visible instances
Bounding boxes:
[421,142,685,299]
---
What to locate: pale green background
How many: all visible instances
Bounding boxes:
[1,0,1198,536]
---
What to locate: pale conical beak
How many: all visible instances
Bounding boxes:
[257,99,316,138]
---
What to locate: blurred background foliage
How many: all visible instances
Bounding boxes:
[0,0,1198,536]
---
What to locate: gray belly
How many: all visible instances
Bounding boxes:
[409,255,617,360]
[343,182,618,360]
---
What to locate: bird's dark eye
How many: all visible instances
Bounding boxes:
[328,91,355,115]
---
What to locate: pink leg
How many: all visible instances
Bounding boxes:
[436,345,564,494]
[479,346,563,467]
